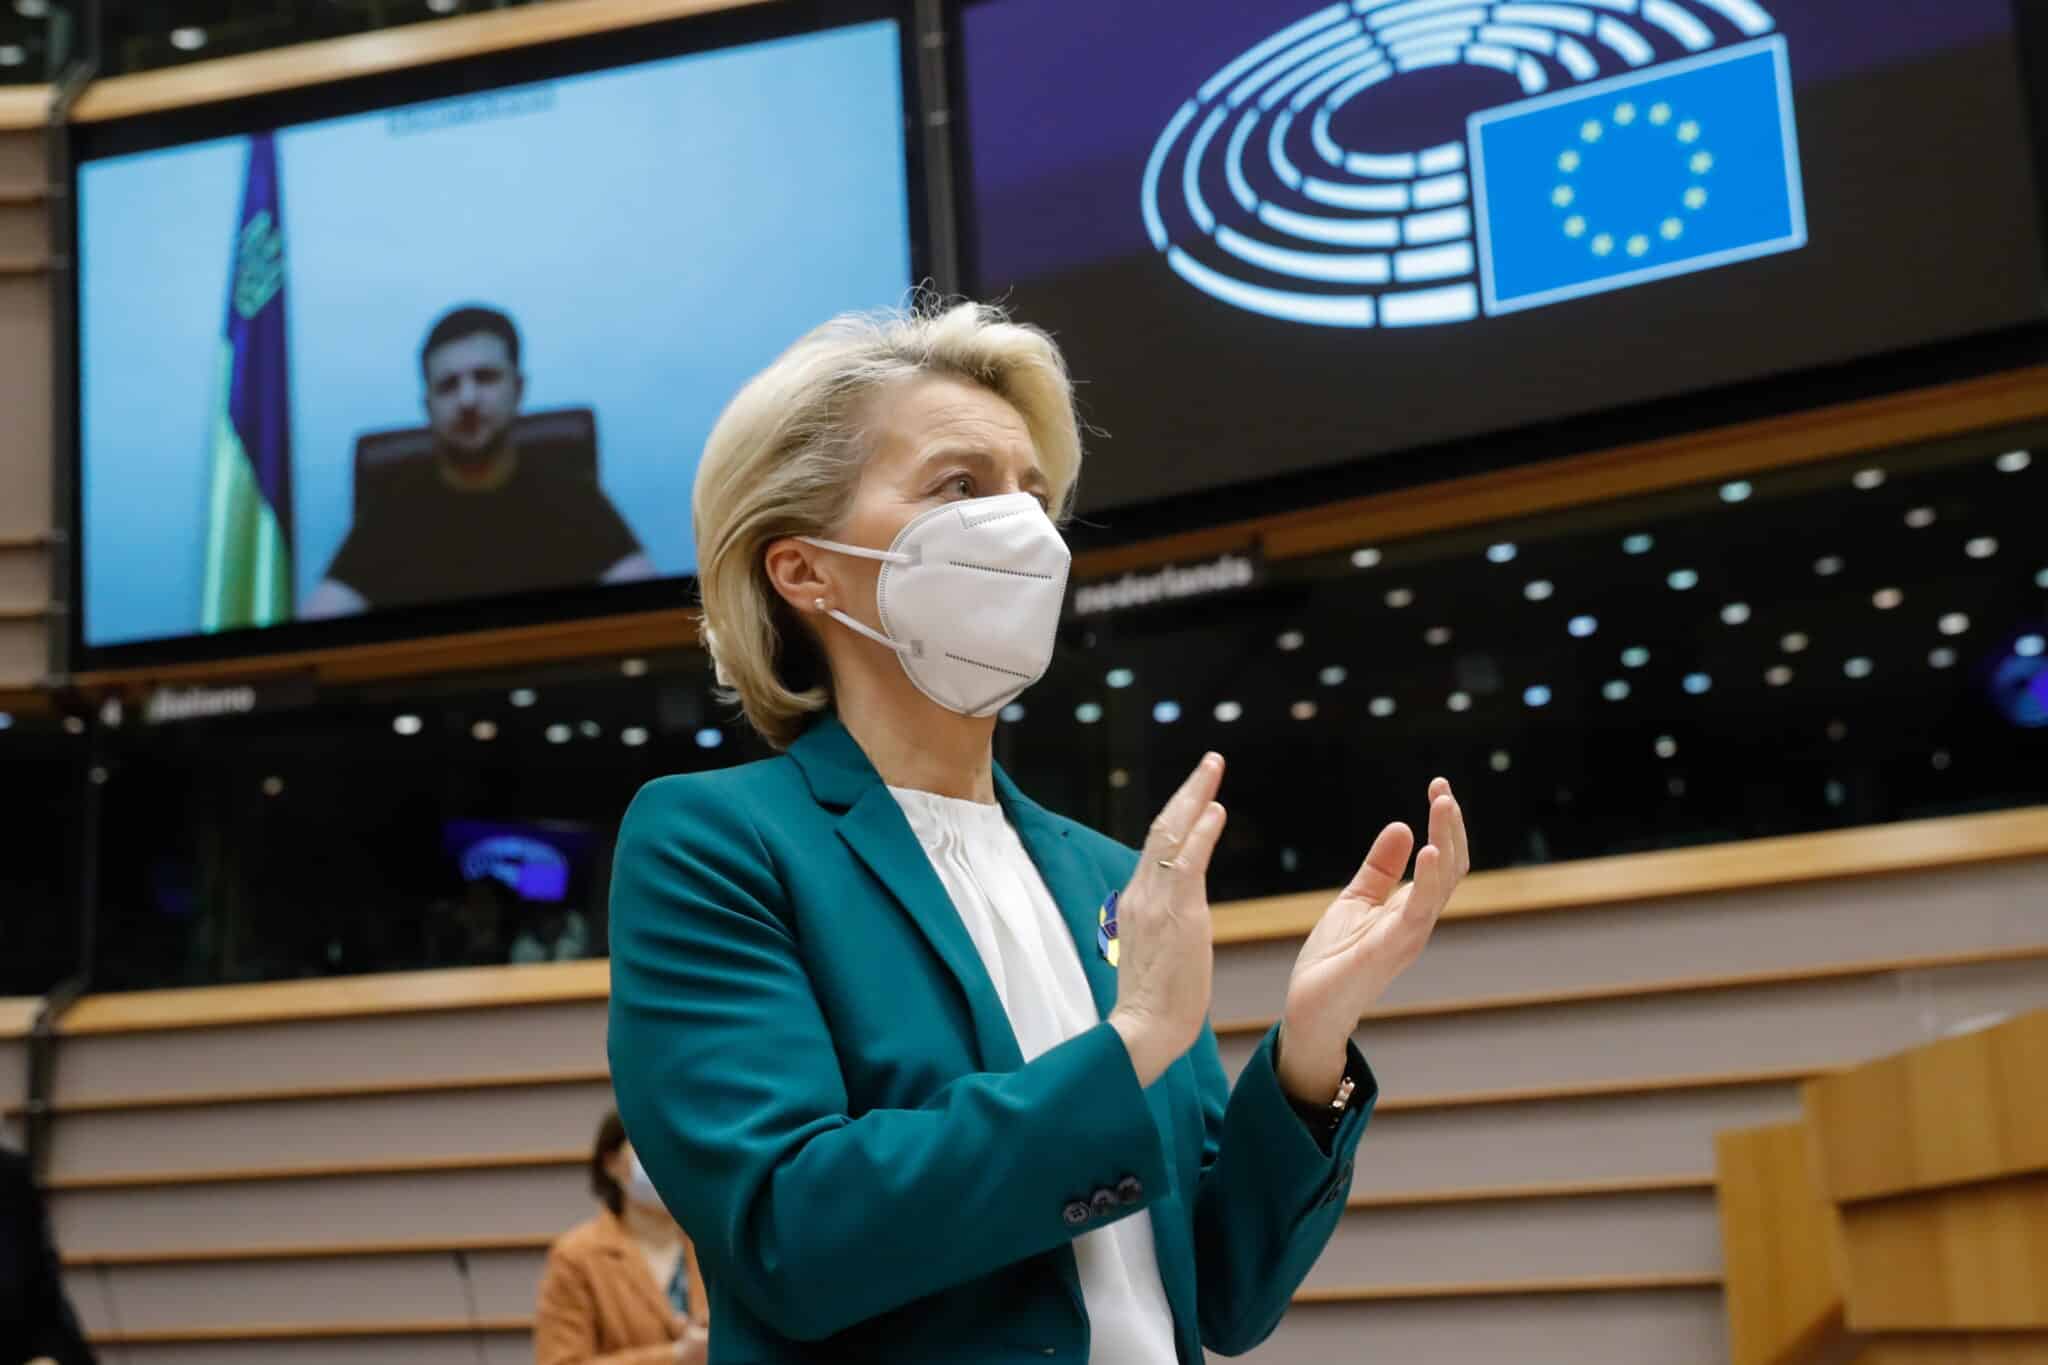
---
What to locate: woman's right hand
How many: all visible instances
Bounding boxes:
[674,1321,710,1364]
[1107,753,1228,1088]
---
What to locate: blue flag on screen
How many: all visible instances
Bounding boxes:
[200,131,294,632]
[1471,36,1804,317]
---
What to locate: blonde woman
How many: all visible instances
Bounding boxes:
[608,301,1469,1362]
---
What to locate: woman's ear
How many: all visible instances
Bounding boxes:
[763,538,832,616]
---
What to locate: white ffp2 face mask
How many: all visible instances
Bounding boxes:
[801,492,1071,717]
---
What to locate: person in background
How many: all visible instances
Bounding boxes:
[535,1112,708,1365]
[1,1143,96,1365]
[304,305,656,618]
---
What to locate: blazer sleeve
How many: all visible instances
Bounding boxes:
[533,1245,677,1365]
[1189,1023,1376,1356]
[606,778,1173,1344]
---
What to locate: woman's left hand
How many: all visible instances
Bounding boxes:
[1275,779,1469,1105]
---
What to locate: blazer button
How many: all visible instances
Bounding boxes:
[1115,1176,1144,1206]
[1090,1188,1118,1218]
[1062,1200,1091,1227]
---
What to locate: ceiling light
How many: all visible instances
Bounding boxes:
[620,657,649,678]
[1424,626,1453,646]
[1932,750,1951,771]
[1152,700,1182,723]
[1385,587,1415,608]
[1668,777,1687,797]
[0,45,22,67]
[1567,615,1598,638]
[1487,542,1518,563]
[1622,646,1650,668]
[694,727,725,749]
[1852,468,1885,490]
[1522,684,1552,707]
[579,721,601,739]
[1765,665,1793,686]
[169,26,207,50]
[2036,567,2048,589]
[1667,569,1698,591]
[1108,768,1130,789]
[15,0,50,20]
[999,703,1026,722]
[1683,672,1712,695]
[2018,634,2046,658]
[510,688,537,708]
[1318,665,1348,686]
[1996,450,2032,473]
[0,712,12,730]
[1106,668,1135,689]
[1813,556,1844,576]
[1720,602,1751,625]
[1872,587,1903,610]
[1825,779,1846,807]
[1655,735,1677,758]
[1368,696,1396,718]
[1351,546,1382,569]
[1291,700,1319,721]
[1602,680,1630,701]
[1524,579,1554,601]
[1214,700,1243,722]
[1719,479,1753,503]
[1781,632,1809,653]
[470,720,498,741]
[621,726,649,747]
[1929,647,1956,669]
[1277,630,1305,651]
[1844,657,1874,679]
[1827,720,1848,742]
[546,723,572,744]
[1965,536,1998,560]
[1490,750,1512,772]
[1448,691,1473,711]
[427,0,460,12]
[1075,702,1103,724]
[1939,613,1970,636]
[393,714,423,736]
[63,716,84,734]
[1622,533,1654,555]
[261,776,284,797]
[1905,507,1935,529]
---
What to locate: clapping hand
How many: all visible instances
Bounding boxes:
[1275,779,1469,1103]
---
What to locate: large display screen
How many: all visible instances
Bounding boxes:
[957,0,2048,512]
[77,12,915,653]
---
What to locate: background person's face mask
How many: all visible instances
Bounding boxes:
[626,1150,668,1213]
[801,491,1071,716]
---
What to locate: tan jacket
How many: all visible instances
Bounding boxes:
[535,1209,708,1365]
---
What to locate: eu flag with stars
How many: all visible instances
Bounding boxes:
[200,131,294,632]
[1471,36,1804,317]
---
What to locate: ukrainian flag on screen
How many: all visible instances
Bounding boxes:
[1471,36,1804,317]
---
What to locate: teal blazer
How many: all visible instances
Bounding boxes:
[608,716,1374,1363]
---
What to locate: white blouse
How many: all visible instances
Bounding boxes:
[888,786,1179,1365]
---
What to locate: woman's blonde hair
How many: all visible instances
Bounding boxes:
[692,299,1084,749]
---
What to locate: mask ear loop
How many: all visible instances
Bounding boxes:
[798,536,918,656]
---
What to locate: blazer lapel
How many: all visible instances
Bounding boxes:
[996,768,1119,1022]
[792,718,1025,1074]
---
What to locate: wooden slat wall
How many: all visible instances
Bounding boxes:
[0,105,53,690]
[0,995,33,1151]
[18,811,2041,1362]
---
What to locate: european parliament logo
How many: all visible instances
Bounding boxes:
[1141,1,1805,329]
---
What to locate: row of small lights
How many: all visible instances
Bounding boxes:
[152,0,465,53]
[385,657,727,750]
[1027,628,2047,731]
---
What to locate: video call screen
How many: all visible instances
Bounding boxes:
[76,13,915,651]
[957,0,2048,512]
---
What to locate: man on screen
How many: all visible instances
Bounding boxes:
[302,306,656,619]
